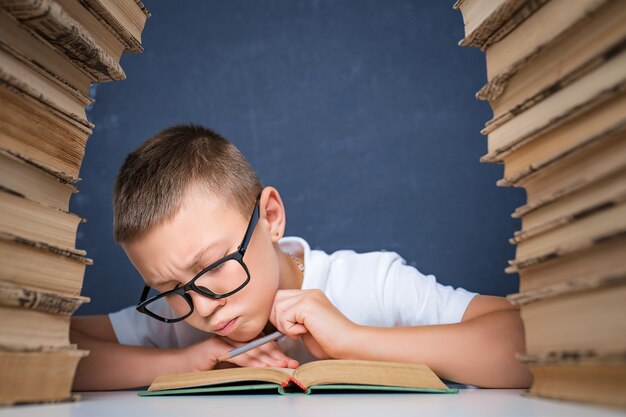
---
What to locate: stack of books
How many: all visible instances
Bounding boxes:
[455,0,626,408]
[0,0,149,405]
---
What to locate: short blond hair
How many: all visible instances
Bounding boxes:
[113,124,262,243]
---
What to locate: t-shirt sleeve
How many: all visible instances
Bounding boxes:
[381,253,478,326]
[109,305,173,347]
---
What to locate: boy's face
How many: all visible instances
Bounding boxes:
[123,186,284,342]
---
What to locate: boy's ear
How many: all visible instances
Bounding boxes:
[259,186,286,243]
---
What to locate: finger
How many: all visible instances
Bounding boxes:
[271,294,308,335]
[302,333,331,359]
[267,353,299,369]
[235,359,270,368]
[240,340,283,358]
[271,290,308,322]
[280,358,300,368]
[270,298,290,327]
[262,353,299,368]
[238,347,287,366]
[222,341,300,369]
[230,352,285,368]
[273,289,304,303]
[258,342,288,358]
[228,352,269,368]
[258,342,295,362]
[255,340,282,352]
[273,303,309,338]
[243,342,296,367]
[252,341,300,368]
[274,310,308,337]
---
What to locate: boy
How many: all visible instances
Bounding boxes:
[70,125,532,390]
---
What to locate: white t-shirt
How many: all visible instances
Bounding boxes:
[110,236,477,364]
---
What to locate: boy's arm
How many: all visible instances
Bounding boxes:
[70,315,299,390]
[70,323,191,390]
[271,291,533,388]
[71,315,118,342]
[341,303,532,388]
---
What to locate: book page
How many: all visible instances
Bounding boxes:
[293,360,448,390]
[148,367,294,391]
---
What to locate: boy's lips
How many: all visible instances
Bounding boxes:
[213,317,238,335]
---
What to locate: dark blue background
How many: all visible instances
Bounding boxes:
[72,0,524,315]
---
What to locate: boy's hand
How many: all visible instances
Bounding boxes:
[270,289,358,359]
[182,334,299,371]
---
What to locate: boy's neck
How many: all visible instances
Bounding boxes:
[276,245,304,290]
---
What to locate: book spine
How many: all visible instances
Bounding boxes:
[0,81,90,182]
[0,37,94,106]
[478,0,549,50]
[459,0,547,49]
[482,38,626,132]
[79,0,144,53]
[0,185,86,222]
[0,148,80,188]
[511,197,626,244]
[133,0,150,18]
[0,230,92,263]
[507,273,626,305]
[479,36,626,104]
[481,79,626,163]
[512,164,626,219]
[0,69,93,131]
[506,229,626,271]
[280,376,308,393]
[517,351,626,364]
[452,0,464,10]
[0,0,125,82]
[499,121,626,188]
[0,282,89,315]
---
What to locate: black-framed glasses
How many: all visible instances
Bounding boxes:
[136,199,260,323]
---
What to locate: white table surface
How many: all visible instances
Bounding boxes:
[1,388,624,417]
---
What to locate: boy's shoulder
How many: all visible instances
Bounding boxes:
[282,236,411,287]
[310,245,410,286]
[323,247,406,268]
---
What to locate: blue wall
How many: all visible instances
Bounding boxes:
[72,0,525,315]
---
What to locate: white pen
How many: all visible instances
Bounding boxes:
[217,330,284,362]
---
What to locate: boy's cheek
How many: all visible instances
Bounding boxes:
[233,302,276,342]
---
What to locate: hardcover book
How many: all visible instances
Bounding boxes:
[139,359,458,397]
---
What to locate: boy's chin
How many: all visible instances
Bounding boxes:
[189,317,267,342]
[228,327,265,343]
[227,320,269,343]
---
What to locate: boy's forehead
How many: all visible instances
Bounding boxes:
[126,189,248,271]
[182,186,244,220]
[124,219,240,287]
[180,239,227,272]
[177,191,248,245]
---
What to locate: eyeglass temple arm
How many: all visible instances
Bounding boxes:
[138,285,151,303]
[238,201,260,255]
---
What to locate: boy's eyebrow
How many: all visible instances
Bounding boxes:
[184,241,224,271]
[149,242,225,288]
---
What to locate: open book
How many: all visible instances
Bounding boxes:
[139,359,457,396]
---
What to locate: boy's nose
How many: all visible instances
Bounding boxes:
[189,292,225,317]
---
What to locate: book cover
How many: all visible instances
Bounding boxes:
[139,359,458,397]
